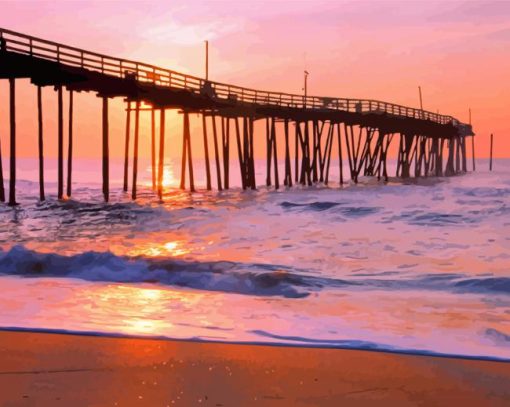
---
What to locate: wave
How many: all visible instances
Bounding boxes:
[1,326,508,362]
[280,201,380,217]
[1,246,509,297]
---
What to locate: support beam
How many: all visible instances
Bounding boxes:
[8,78,16,206]
[131,100,140,200]
[266,118,272,186]
[284,118,292,187]
[184,111,195,192]
[66,90,73,198]
[294,122,299,183]
[0,131,4,202]
[157,109,165,200]
[211,115,222,190]
[151,109,156,190]
[202,114,212,190]
[102,97,109,202]
[180,112,187,190]
[37,86,44,201]
[222,117,229,189]
[471,136,476,171]
[234,117,246,190]
[271,117,279,190]
[57,85,63,200]
[248,117,256,189]
[123,101,131,192]
[337,123,344,186]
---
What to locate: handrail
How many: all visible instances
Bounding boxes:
[0,27,465,127]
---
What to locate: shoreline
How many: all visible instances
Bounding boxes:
[1,325,509,364]
[1,329,509,406]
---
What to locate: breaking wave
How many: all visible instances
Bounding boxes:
[1,246,509,298]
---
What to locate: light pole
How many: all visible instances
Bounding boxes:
[303,70,309,107]
[205,40,209,81]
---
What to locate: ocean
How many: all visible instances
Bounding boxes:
[0,157,509,360]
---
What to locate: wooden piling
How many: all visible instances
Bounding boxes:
[202,114,212,190]
[337,123,344,185]
[184,112,195,192]
[271,118,279,190]
[242,117,250,188]
[489,133,493,171]
[234,117,246,190]
[123,101,131,192]
[222,117,229,189]
[151,109,156,190]
[248,117,256,189]
[0,132,4,202]
[284,118,292,187]
[66,90,73,198]
[8,78,16,206]
[461,136,467,172]
[37,86,45,201]
[324,122,334,185]
[102,97,109,202]
[157,108,165,199]
[294,122,299,183]
[211,115,222,190]
[131,100,140,200]
[471,136,476,171]
[57,85,64,200]
[180,112,187,190]
[266,118,272,187]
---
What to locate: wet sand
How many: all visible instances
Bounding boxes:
[0,330,509,406]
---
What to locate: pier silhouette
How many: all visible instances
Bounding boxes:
[0,28,474,204]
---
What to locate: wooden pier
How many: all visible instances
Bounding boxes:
[0,28,474,204]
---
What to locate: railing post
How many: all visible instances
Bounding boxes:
[57,45,60,63]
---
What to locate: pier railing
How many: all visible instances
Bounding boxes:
[0,27,459,126]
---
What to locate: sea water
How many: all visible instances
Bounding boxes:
[0,157,509,360]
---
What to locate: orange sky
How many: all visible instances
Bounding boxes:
[0,0,508,159]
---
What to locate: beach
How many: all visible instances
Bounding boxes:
[0,330,509,406]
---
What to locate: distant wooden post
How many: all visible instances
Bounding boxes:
[489,133,493,171]
[202,114,212,190]
[123,101,131,192]
[57,85,64,200]
[66,90,73,198]
[131,100,140,200]
[151,108,156,190]
[37,86,45,201]
[8,78,16,206]
[157,108,165,199]
[102,96,109,202]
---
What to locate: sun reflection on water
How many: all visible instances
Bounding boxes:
[126,240,191,258]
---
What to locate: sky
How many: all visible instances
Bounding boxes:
[0,0,508,159]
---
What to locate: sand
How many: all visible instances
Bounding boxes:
[0,330,509,406]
